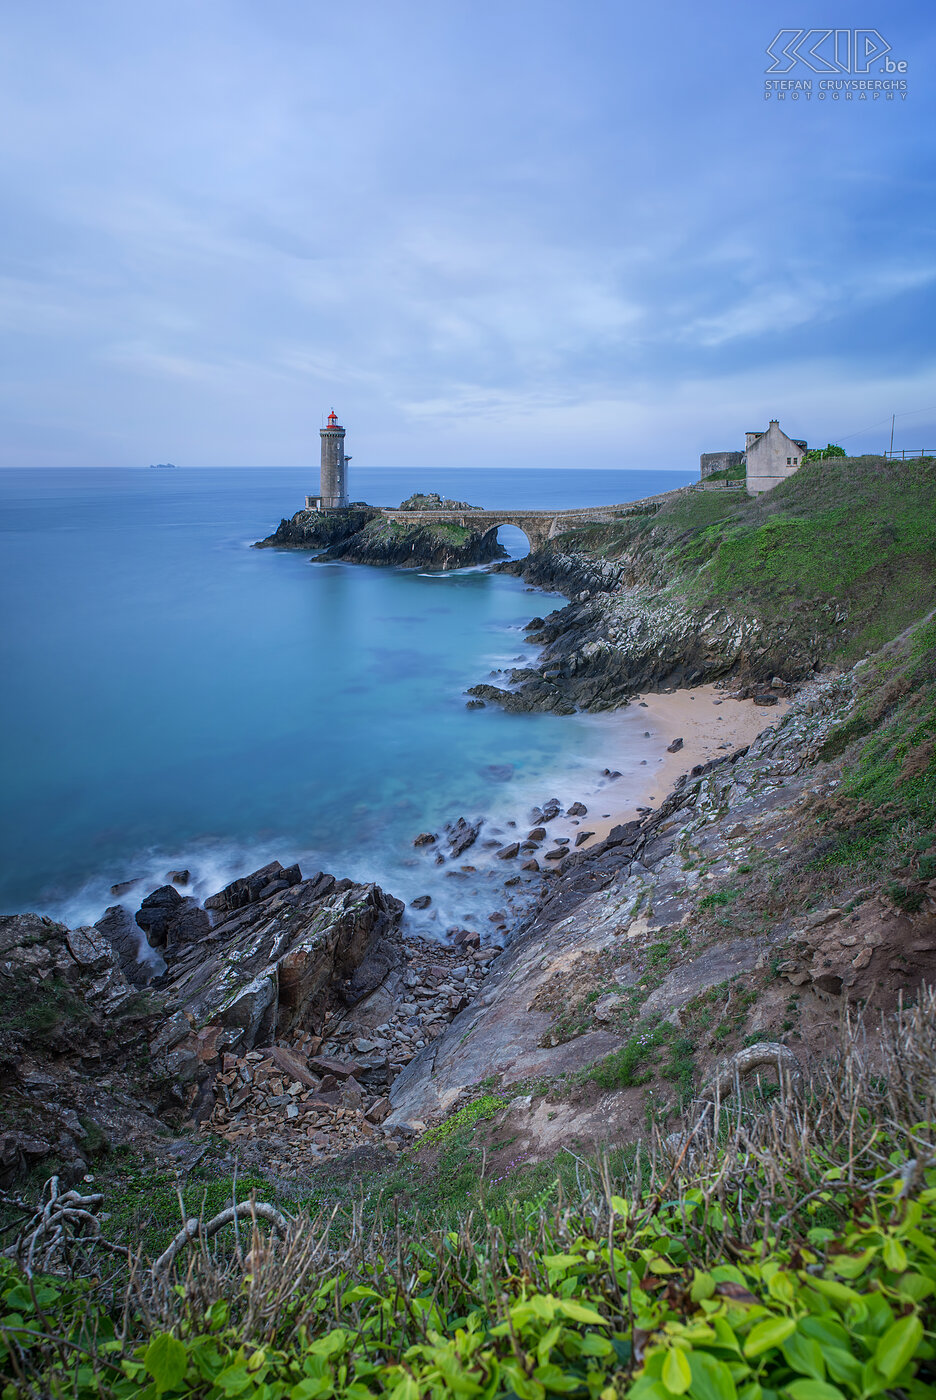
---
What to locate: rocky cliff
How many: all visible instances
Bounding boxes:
[472,455,936,713]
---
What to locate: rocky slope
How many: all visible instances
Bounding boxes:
[391,610,936,1153]
[1,853,514,1185]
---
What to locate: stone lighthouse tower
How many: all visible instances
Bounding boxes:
[318,409,349,510]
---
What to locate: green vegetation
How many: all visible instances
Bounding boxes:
[802,443,847,462]
[558,456,936,666]
[0,970,93,1038]
[418,1095,508,1147]
[809,613,936,895]
[5,998,936,1400]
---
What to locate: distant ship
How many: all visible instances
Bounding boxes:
[149,462,177,469]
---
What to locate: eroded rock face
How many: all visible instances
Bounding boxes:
[255,506,380,550]
[468,589,817,714]
[0,913,168,1185]
[0,863,406,1183]
[152,871,405,1070]
[325,518,505,570]
[204,860,302,914]
[776,899,936,1007]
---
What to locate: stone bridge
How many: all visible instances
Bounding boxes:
[378,488,686,551]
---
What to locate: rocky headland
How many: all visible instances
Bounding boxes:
[257,496,506,570]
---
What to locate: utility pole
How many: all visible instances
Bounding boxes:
[889,414,895,456]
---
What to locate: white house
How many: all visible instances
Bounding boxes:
[744,420,808,495]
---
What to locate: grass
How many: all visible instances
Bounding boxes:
[0,971,94,1039]
[551,455,936,669]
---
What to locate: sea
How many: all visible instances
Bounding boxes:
[0,466,694,941]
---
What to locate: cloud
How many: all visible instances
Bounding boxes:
[0,1,933,467]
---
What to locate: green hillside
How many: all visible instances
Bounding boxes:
[568,455,936,663]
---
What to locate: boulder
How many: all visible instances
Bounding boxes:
[496,843,520,860]
[413,833,437,847]
[567,802,588,817]
[165,898,210,949]
[410,895,432,910]
[158,877,404,1059]
[365,1095,392,1124]
[110,878,142,897]
[308,1055,360,1081]
[135,885,183,946]
[446,817,481,858]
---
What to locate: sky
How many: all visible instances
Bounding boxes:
[0,1,934,469]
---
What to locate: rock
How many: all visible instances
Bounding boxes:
[257,1045,321,1089]
[204,860,302,914]
[452,929,481,949]
[167,869,190,885]
[496,843,520,860]
[466,699,486,709]
[0,1131,53,1186]
[753,693,779,706]
[160,877,403,1060]
[135,885,184,947]
[93,905,154,986]
[307,1056,361,1081]
[574,831,595,847]
[342,1079,365,1109]
[446,817,481,858]
[110,878,142,897]
[410,895,432,910]
[593,993,624,1022]
[65,927,116,975]
[413,833,437,846]
[544,848,567,861]
[365,1096,392,1124]
[165,898,210,949]
[527,828,547,842]
[666,737,685,753]
[522,860,540,872]
[567,802,588,817]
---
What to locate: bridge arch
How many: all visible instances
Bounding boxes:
[480,520,533,558]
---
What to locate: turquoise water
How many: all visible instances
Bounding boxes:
[0,467,693,935]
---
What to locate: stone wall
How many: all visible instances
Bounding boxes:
[700,451,743,479]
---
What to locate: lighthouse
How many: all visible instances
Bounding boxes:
[319,408,350,511]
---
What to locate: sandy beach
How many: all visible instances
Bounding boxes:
[548,684,791,851]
